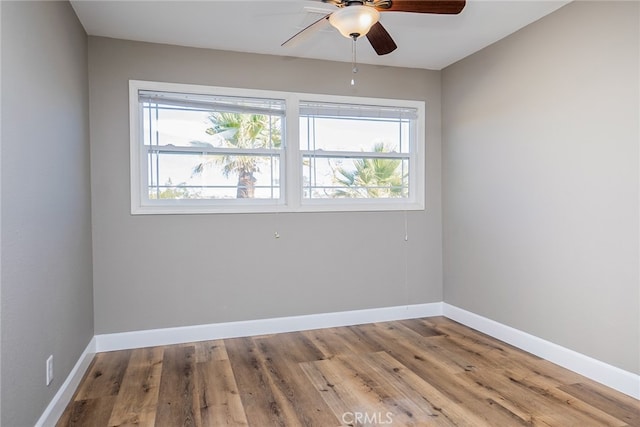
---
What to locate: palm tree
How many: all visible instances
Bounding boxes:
[333,142,406,198]
[193,112,281,198]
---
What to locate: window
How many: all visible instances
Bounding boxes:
[130,80,424,214]
[300,101,416,202]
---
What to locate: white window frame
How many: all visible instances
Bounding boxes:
[130,80,425,214]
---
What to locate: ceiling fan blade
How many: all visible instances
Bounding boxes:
[378,0,466,14]
[281,13,332,48]
[366,22,397,55]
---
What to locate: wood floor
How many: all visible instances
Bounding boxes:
[57,317,639,426]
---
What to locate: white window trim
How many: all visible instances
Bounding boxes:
[129,80,425,215]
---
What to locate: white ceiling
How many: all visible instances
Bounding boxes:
[70,0,570,70]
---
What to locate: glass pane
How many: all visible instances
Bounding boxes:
[143,102,282,150]
[148,152,280,200]
[299,115,409,153]
[303,156,408,199]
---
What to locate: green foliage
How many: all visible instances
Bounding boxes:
[333,142,406,198]
[192,112,281,198]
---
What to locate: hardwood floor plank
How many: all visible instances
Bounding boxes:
[302,325,387,361]
[398,318,446,338]
[360,350,493,426]
[370,322,474,376]
[225,336,289,427]
[195,360,249,426]
[155,346,197,427]
[355,323,535,425]
[268,331,327,363]
[107,347,164,427]
[74,350,132,401]
[194,339,229,363]
[431,319,526,355]
[460,367,627,426]
[428,320,588,385]
[558,382,640,426]
[301,327,352,360]
[337,352,455,426]
[345,323,392,353]
[56,397,117,427]
[521,373,631,426]
[299,357,384,426]
[388,322,479,374]
[431,334,504,372]
[252,333,340,426]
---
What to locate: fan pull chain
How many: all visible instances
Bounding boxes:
[351,35,358,86]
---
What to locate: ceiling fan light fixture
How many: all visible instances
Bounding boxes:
[329,5,380,39]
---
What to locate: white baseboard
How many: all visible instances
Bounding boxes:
[95,302,443,352]
[443,303,640,400]
[35,337,96,427]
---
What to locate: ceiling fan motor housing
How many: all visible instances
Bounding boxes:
[324,0,392,8]
[328,4,380,38]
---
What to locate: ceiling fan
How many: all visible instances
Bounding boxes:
[282,0,467,56]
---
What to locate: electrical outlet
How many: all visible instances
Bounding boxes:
[46,355,53,386]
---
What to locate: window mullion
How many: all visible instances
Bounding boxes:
[146,146,281,156]
[300,150,409,160]
[285,94,300,210]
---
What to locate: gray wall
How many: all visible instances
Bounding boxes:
[89,37,444,334]
[1,2,93,426]
[442,1,639,374]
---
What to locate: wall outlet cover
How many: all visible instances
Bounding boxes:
[46,355,53,386]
